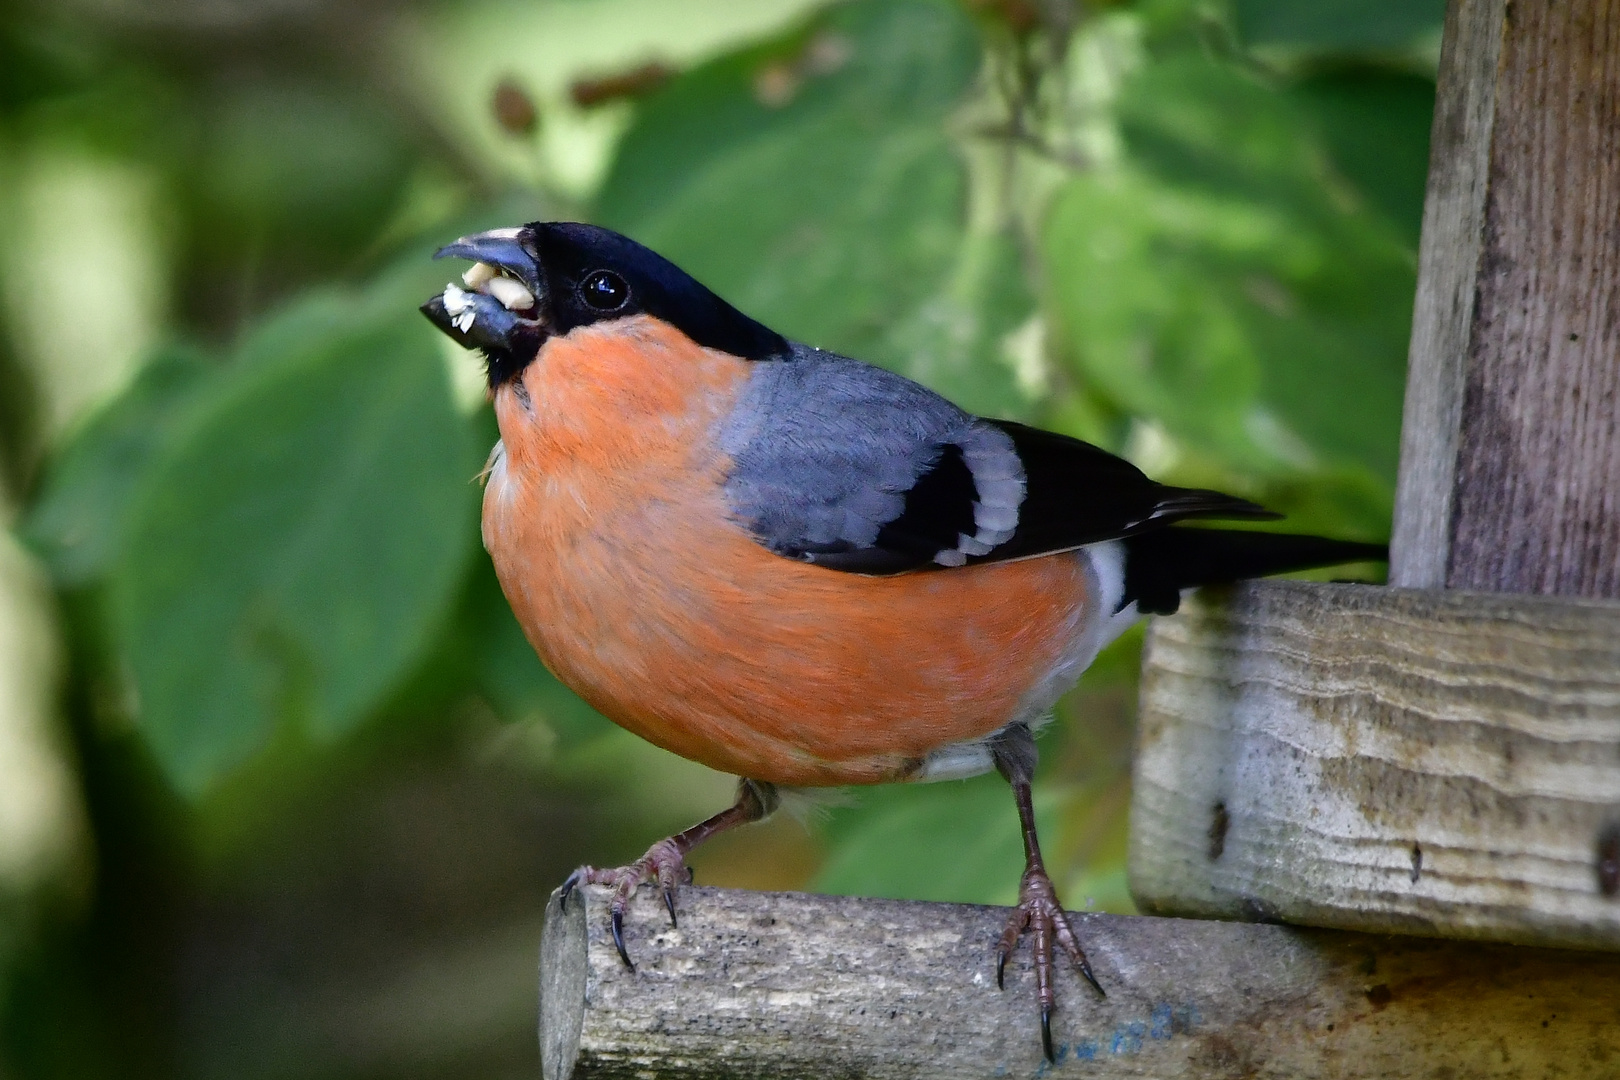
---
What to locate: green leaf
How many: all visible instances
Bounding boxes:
[113,306,478,795]
[1231,0,1446,50]
[1291,67,1434,246]
[1042,53,1412,502]
[229,290,362,373]
[813,772,1037,905]
[595,0,1028,415]
[874,225,1038,417]
[191,82,413,249]
[20,346,209,586]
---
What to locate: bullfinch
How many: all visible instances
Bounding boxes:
[421,221,1385,1060]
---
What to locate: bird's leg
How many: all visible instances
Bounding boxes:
[559,778,777,968]
[990,724,1104,1062]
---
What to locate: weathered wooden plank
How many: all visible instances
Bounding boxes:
[1389,0,1506,590]
[1391,0,1620,598]
[1130,581,1620,949]
[1447,0,1620,596]
[540,883,1620,1080]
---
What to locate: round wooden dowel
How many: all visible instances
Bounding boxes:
[539,883,1620,1079]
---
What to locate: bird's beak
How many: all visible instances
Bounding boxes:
[420,226,547,372]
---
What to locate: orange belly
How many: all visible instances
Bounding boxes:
[482,317,1094,787]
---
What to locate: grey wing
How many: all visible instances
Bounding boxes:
[716,344,1028,574]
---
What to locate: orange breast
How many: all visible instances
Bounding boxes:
[482,317,1094,787]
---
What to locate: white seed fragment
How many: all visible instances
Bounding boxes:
[442,283,474,313]
[485,275,534,312]
[462,261,497,289]
[442,285,479,332]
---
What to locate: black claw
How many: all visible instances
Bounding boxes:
[611,909,634,970]
[996,949,1009,990]
[559,871,581,912]
[663,885,678,928]
[686,866,696,885]
[1080,959,1105,997]
[1041,1005,1054,1063]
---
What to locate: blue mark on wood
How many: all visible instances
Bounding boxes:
[1110,1020,1146,1055]
[1149,1002,1198,1038]
[1051,1002,1199,1070]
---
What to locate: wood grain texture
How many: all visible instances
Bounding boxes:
[1446,0,1620,596]
[1130,581,1620,949]
[540,883,1620,1080]
[1391,0,1620,596]
[1390,0,1507,589]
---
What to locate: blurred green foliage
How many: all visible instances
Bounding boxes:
[599,0,1031,416]
[114,313,477,793]
[0,0,1435,1076]
[1045,49,1416,504]
[1233,0,1446,50]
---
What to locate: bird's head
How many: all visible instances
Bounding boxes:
[421,222,788,391]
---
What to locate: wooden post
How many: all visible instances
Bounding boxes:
[540,885,1620,1080]
[1392,0,1620,595]
[1130,0,1620,942]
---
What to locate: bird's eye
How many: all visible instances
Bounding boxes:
[580,270,629,311]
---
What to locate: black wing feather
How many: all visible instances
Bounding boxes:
[718,350,1287,575]
[1122,528,1389,614]
[874,444,978,559]
[974,420,1278,564]
[801,443,979,574]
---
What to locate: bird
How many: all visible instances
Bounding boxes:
[420,221,1386,1061]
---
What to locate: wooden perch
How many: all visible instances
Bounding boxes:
[540,883,1620,1079]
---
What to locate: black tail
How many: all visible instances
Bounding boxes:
[1121,528,1387,615]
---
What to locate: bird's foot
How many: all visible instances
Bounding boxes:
[558,837,692,969]
[995,862,1104,1062]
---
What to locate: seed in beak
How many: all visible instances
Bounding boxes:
[462,261,497,289]
[442,284,479,332]
[485,275,535,312]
